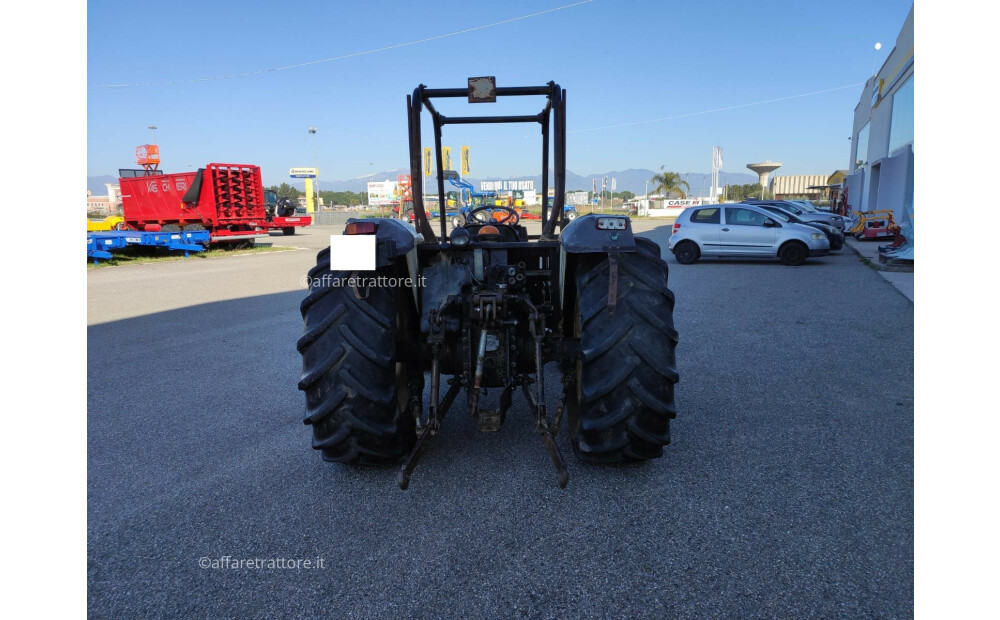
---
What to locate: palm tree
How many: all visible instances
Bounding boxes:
[649,167,690,199]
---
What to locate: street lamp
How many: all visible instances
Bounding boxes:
[308,127,318,209]
[871,42,882,75]
[148,125,157,144]
[369,162,376,214]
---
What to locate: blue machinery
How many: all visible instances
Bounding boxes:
[86,230,211,263]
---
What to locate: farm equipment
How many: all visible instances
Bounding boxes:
[86,215,125,232]
[117,162,311,242]
[443,170,516,227]
[297,78,680,489]
[847,209,896,240]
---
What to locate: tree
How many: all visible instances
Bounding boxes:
[650,167,690,199]
[268,183,300,200]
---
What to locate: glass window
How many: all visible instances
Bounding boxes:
[690,208,720,224]
[725,207,768,227]
[854,122,870,171]
[766,209,791,222]
[888,75,914,154]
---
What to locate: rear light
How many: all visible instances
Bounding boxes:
[596,216,627,230]
[345,221,377,235]
[672,223,680,234]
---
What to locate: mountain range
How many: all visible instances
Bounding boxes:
[88,168,759,198]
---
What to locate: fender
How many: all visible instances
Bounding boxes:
[345,217,423,309]
[559,213,636,313]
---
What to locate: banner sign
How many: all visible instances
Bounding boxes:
[367,181,399,205]
[290,167,318,178]
[479,179,535,192]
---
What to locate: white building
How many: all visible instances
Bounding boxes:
[845,4,914,226]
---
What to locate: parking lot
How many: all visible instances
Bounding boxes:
[88,220,914,618]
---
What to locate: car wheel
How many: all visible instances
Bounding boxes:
[779,241,808,266]
[673,241,699,265]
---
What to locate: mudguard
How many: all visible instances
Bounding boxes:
[559,214,637,313]
[345,217,422,310]
[559,213,636,254]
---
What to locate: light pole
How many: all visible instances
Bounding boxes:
[148,125,157,144]
[871,42,882,76]
[308,127,318,209]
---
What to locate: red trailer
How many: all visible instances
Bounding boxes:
[118,163,311,241]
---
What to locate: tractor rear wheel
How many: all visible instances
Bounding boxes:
[568,237,679,462]
[298,252,417,464]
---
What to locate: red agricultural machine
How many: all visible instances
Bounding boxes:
[118,149,311,242]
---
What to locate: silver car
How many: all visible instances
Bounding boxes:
[745,200,846,231]
[668,203,830,266]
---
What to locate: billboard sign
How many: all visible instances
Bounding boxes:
[290,167,318,178]
[367,181,399,205]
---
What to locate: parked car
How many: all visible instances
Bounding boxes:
[668,203,830,266]
[744,199,846,231]
[753,204,844,251]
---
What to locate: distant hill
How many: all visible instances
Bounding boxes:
[88,168,760,197]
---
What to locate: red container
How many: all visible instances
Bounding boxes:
[119,163,268,238]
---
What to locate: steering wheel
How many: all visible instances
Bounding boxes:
[468,206,519,225]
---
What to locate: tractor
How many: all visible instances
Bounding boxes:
[297,78,679,489]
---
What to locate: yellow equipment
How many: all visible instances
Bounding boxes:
[87,216,125,232]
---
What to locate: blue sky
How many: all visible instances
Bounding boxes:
[87,0,913,186]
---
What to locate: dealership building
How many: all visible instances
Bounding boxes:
[844,4,914,226]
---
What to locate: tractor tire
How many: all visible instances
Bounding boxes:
[297,251,417,464]
[568,237,679,462]
[778,241,808,266]
[564,210,578,221]
[161,224,181,233]
[282,227,295,236]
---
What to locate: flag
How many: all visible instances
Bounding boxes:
[423,147,432,177]
[461,146,470,176]
[713,146,723,170]
[611,177,617,191]
[442,147,452,171]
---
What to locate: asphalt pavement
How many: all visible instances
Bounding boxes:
[88,221,914,618]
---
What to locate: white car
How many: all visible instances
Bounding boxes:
[668,204,830,266]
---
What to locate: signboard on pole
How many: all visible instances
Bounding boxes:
[289,167,318,178]
[367,181,399,206]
